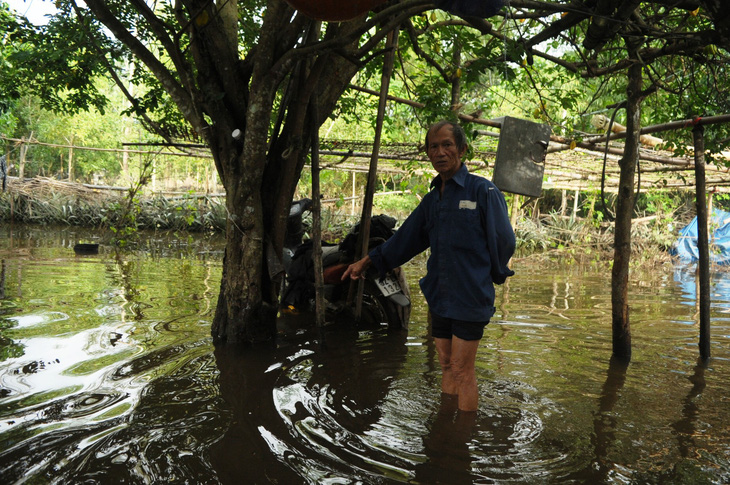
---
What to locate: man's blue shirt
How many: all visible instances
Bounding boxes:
[369,163,515,322]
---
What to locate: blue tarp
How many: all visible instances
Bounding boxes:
[670,208,730,265]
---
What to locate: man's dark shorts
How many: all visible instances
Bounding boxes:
[429,311,489,341]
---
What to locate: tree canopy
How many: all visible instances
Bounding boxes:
[4,1,729,151]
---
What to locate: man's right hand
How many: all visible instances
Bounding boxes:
[342,255,372,280]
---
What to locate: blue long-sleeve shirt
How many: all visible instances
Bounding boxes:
[369,163,515,322]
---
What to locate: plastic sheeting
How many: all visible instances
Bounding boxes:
[670,208,730,265]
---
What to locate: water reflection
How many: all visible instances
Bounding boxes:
[415,396,475,484]
[0,226,226,482]
[211,343,301,483]
[674,262,730,315]
[584,356,629,483]
[213,321,412,483]
[672,359,707,458]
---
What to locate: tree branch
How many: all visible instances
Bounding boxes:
[82,0,202,132]
[404,19,451,82]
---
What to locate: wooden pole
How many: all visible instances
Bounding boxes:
[0,260,5,300]
[310,99,326,330]
[351,172,356,216]
[18,132,33,180]
[693,124,711,361]
[611,41,643,362]
[67,134,75,181]
[510,194,520,229]
[353,27,399,320]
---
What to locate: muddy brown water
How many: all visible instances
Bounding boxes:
[1,225,729,484]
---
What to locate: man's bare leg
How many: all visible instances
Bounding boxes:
[434,337,456,395]
[435,336,480,411]
[449,336,480,412]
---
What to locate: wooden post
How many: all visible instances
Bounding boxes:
[510,194,520,228]
[18,132,33,180]
[353,27,399,319]
[67,134,75,181]
[351,172,356,216]
[707,191,713,218]
[122,125,131,183]
[0,260,5,300]
[693,123,711,361]
[151,157,157,192]
[310,99,326,329]
[18,139,26,179]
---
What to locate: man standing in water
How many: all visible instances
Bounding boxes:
[343,120,515,413]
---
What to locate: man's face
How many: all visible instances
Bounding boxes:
[427,125,466,180]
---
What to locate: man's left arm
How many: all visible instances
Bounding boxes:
[482,184,516,284]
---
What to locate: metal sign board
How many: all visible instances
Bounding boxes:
[492,117,551,197]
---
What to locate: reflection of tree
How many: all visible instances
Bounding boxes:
[498,277,510,320]
[211,323,409,482]
[108,250,144,322]
[423,313,441,389]
[671,360,707,458]
[211,343,302,483]
[0,331,25,364]
[0,259,25,363]
[106,247,219,325]
[569,356,629,482]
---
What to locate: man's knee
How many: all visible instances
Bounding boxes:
[449,359,475,381]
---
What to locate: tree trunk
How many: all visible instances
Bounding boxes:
[206,4,369,344]
[212,182,276,343]
[611,41,644,361]
[310,101,326,329]
[82,0,394,345]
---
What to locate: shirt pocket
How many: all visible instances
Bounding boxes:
[451,206,484,253]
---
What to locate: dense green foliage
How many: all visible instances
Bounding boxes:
[4,2,729,179]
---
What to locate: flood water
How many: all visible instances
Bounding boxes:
[1,225,729,484]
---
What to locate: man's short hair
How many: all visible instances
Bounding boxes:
[425,121,468,152]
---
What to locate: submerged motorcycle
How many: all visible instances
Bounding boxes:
[280,198,410,330]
